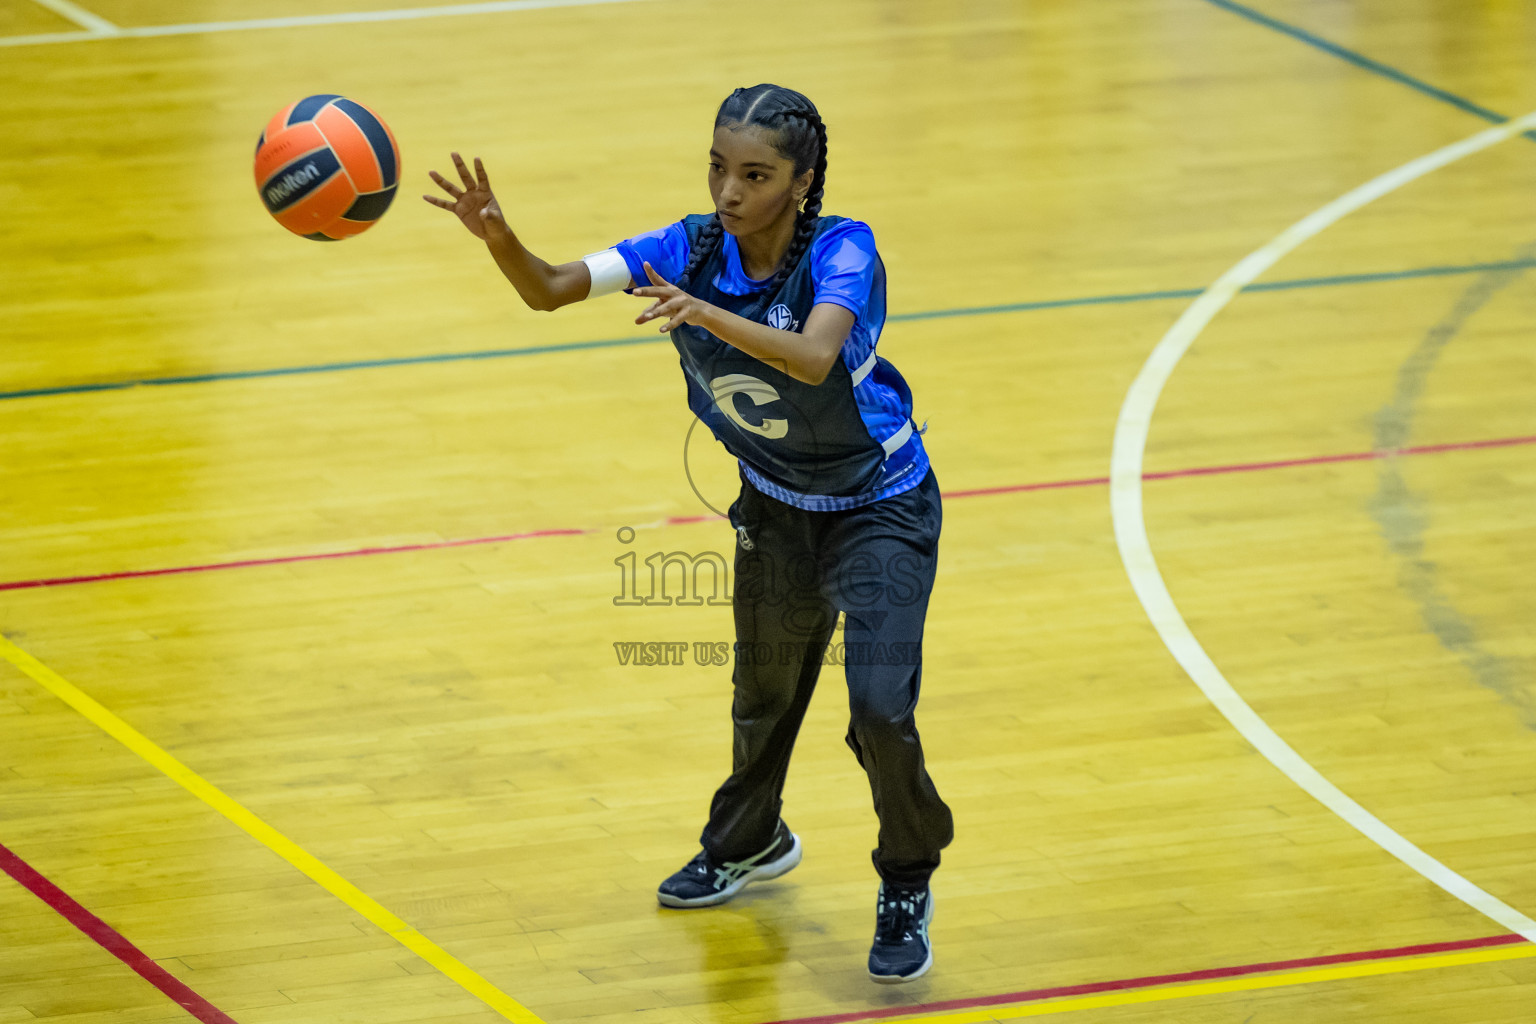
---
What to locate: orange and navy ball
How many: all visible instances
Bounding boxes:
[254,94,401,241]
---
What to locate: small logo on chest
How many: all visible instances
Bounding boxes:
[765,303,798,331]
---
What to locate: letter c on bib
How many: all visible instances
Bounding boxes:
[710,373,788,439]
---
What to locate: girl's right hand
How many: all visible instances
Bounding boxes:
[423,152,510,243]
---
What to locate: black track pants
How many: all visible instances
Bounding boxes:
[699,467,953,889]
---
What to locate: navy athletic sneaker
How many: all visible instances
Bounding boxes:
[656,822,802,908]
[868,882,933,983]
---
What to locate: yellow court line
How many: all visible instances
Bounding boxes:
[886,943,1536,1023]
[0,633,545,1024]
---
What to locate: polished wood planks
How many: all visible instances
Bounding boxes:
[2,1,1535,1022]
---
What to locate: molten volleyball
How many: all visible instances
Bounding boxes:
[254,94,400,241]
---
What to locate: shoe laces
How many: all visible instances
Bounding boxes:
[874,885,926,943]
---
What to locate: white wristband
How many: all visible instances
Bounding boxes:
[582,248,632,298]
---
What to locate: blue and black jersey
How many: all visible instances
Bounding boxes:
[614,215,928,511]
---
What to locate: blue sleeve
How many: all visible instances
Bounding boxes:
[614,221,691,292]
[810,220,879,319]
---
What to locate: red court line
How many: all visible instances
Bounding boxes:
[756,933,1528,1024]
[2,434,1531,594]
[1142,433,1536,482]
[0,840,240,1024]
[0,528,591,593]
[664,513,728,525]
[942,474,1109,499]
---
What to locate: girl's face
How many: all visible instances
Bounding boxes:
[708,125,812,238]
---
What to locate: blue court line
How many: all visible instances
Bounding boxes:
[1200,0,1536,141]
[4,257,1536,403]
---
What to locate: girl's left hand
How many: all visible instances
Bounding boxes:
[632,262,710,332]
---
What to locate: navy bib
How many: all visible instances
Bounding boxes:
[671,214,897,499]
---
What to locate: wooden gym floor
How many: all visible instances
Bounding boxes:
[2,0,1534,1022]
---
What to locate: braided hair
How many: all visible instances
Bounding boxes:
[676,84,828,293]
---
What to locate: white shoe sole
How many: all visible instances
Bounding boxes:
[657,832,802,908]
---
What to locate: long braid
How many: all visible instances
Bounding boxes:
[676,213,723,291]
[769,109,827,291]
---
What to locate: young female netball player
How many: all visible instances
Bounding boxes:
[424,84,952,984]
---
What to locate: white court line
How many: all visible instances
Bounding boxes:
[25,0,117,34]
[1110,108,1536,942]
[1,0,644,47]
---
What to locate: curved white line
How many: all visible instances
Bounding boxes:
[1111,109,1536,942]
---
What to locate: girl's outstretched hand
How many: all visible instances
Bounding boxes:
[422,152,509,243]
[632,262,709,332]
